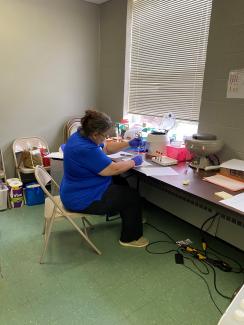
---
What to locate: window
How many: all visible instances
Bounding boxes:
[124,0,212,121]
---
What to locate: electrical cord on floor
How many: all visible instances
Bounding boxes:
[146,241,178,255]
[183,257,223,315]
[199,213,243,273]
[200,213,219,245]
[145,222,176,243]
[144,221,237,314]
[179,250,209,275]
[204,260,232,300]
[206,246,244,274]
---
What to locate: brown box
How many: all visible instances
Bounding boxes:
[220,167,244,182]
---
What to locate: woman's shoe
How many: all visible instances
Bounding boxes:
[119,236,149,248]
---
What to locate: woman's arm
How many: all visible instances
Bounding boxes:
[99,160,135,176]
[103,140,129,154]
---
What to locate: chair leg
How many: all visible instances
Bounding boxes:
[42,219,47,235]
[83,217,94,230]
[81,218,88,237]
[66,216,101,255]
[82,217,94,229]
[39,218,54,264]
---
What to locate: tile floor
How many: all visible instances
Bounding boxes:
[0,202,243,325]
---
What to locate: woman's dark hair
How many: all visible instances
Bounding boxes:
[80,110,113,137]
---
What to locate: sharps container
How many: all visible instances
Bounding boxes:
[6,178,24,208]
[0,182,8,211]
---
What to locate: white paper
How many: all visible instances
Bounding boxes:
[45,152,63,159]
[220,193,244,213]
[121,158,151,167]
[204,174,244,191]
[139,167,178,176]
[107,151,133,159]
[227,68,244,98]
[220,159,244,172]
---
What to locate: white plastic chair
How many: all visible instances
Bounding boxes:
[35,165,101,264]
[13,136,50,181]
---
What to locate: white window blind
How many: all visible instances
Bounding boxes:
[125,0,212,121]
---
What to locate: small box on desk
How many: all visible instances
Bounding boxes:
[220,167,244,183]
[166,145,192,162]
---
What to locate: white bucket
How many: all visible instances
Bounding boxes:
[0,185,8,211]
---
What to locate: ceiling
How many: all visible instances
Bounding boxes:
[85,0,110,4]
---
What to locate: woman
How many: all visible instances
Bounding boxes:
[60,110,148,248]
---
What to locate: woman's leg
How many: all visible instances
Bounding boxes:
[81,184,143,242]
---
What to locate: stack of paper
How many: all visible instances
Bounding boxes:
[45,152,63,160]
[220,193,244,213]
[204,174,244,191]
[139,167,178,176]
[107,151,133,159]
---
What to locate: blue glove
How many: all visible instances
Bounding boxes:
[59,144,66,153]
[131,155,143,166]
[129,137,143,147]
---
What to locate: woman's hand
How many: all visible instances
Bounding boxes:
[99,160,135,176]
[129,137,143,147]
[131,155,143,166]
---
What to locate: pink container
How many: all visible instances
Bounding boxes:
[166,145,193,162]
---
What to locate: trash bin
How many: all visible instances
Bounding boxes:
[7,178,24,208]
[25,182,45,206]
[0,183,8,211]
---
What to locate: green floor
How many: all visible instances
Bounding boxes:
[0,202,243,325]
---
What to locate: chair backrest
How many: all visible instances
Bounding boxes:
[13,136,50,169]
[35,165,53,188]
[63,117,81,142]
[35,165,66,216]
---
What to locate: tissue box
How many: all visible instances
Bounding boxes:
[166,145,192,162]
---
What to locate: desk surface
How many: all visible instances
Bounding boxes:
[50,157,244,217]
[135,162,244,217]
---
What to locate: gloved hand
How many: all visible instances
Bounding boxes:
[129,137,143,147]
[131,155,143,166]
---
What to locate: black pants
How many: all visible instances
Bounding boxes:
[81,176,143,242]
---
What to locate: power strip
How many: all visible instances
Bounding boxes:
[152,156,178,166]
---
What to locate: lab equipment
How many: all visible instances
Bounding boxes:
[185,133,223,170]
[151,155,178,166]
[147,113,175,156]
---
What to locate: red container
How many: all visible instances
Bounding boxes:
[166,145,192,162]
[40,148,50,167]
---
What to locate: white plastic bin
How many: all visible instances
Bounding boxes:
[0,185,8,211]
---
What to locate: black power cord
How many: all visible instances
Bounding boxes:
[144,221,241,314]
[200,213,244,274]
